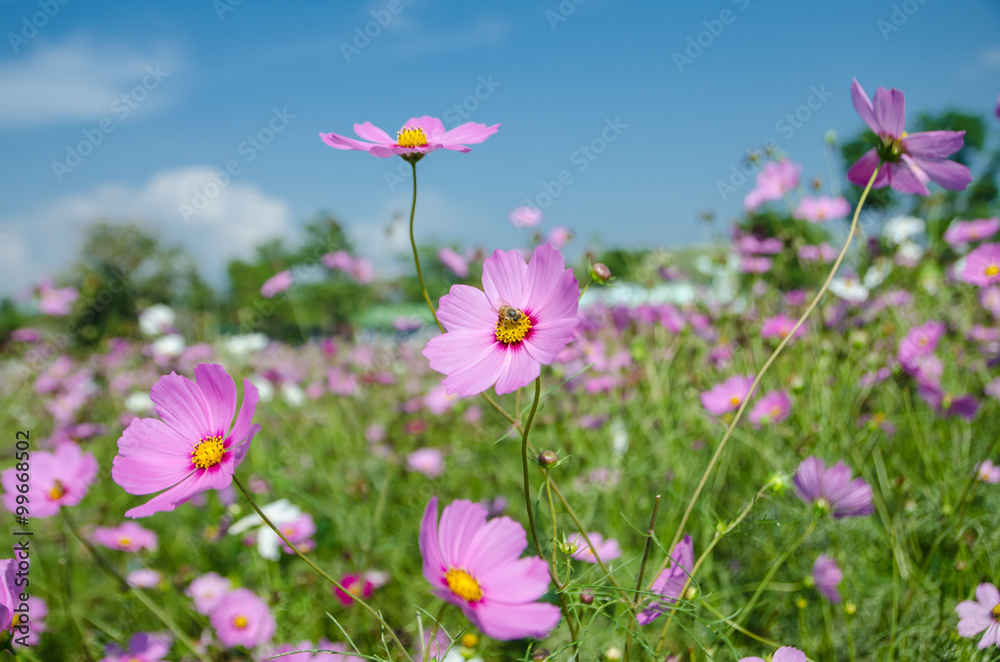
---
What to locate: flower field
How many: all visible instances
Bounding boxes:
[2,78,1000,662]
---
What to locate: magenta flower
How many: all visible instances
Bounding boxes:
[798,243,837,263]
[945,218,1000,244]
[566,532,622,564]
[793,457,873,518]
[419,497,561,640]
[100,632,172,662]
[438,247,470,278]
[975,460,1000,484]
[259,270,293,298]
[700,374,755,416]
[111,363,260,519]
[897,320,945,364]
[547,226,572,248]
[744,160,802,211]
[962,243,1000,287]
[93,522,158,553]
[812,554,843,603]
[407,448,445,478]
[320,116,499,160]
[36,278,79,316]
[2,441,98,518]
[277,513,317,555]
[847,78,972,195]
[636,534,693,625]
[510,205,544,228]
[0,556,20,631]
[423,244,580,396]
[794,195,851,223]
[735,235,784,255]
[957,583,1000,648]
[917,385,979,420]
[186,572,232,615]
[761,314,806,342]
[748,390,791,427]
[740,646,807,662]
[210,588,275,649]
[740,256,773,274]
[333,573,374,607]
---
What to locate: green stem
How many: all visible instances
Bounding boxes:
[624,495,661,662]
[61,510,210,662]
[232,477,414,662]
[655,164,881,585]
[407,159,443,332]
[520,378,544,558]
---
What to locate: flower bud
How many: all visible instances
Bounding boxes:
[591,262,612,283]
[537,450,559,468]
[531,647,551,661]
[580,590,594,605]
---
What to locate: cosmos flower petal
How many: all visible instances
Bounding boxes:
[910,155,973,191]
[467,600,562,641]
[772,648,808,662]
[494,346,542,395]
[420,498,448,587]
[319,131,377,152]
[523,243,578,316]
[228,378,261,444]
[193,363,237,435]
[522,318,579,365]
[352,121,393,144]
[404,116,446,140]
[847,149,888,189]
[850,78,880,134]
[482,249,529,309]
[436,284,498,331]
[424,329,498,375]
[438,500,489,570]
[979,622,1000,649]
[440,344,509,396]
[440,121,501,146]
[902,130,965,158]
[873,86,905,138]
[888,158,931,196]
[150,372,212,441]
[476,556,551,604]
[123,468,225,519]
[978,583,1000,608]
[231,423,260,465]
[463,515,528,569]
[957,602,993,637]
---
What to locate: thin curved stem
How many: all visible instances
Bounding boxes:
[407,160,443,332]
[61,509,210,662]
[233,477,414,662]
[655,165,881,585]
[520,378,544,558]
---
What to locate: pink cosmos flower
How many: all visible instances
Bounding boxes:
[547,226,572,248]
[917,385,979,420]
[794,195,851,222]
[956,583,1000,648]
[744,160,801,211]
[93,522,158,553]
[735,235,784,254]
[510,206,544,228]
[100,632,172,662]
[127,569,162,588]
[111,363,260,519]
[944,218,1000,244]
[0,556,20,631]
[812,554,843,603]
[962,243,1000,286]
[798,242,837,263]
[36,278,79,316]
[277,513,317,554]
[761,315,806,342]
[419,497,561,640]
[320,116,499,159]
[898,320,945,364]
[700,374,755,416]
[2,441,98,518]
[975,460,1000,484]
[438,247,469,279]
[794,457,873,518]
[15,596,45,647]
[186,572,232,615]
[423,244,580,396]
[407,448,445,478]
[740,256,773,274]
[566,532,622,564]
[740,646,807,662]
[210,588,275,649]
[847,78,972,195]
[748,390,791,427]
[259,270,293,298]
[333,573,374,606]
[636,534,693,625]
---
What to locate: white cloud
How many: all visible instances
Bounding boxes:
[0,37,179,129]
[0,167,292,294]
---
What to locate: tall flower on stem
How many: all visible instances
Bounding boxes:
[793,457,873,518]
[111,364,260,518]
[956,583,1000,648]
[423,244,580,396]
[847,78,972,195]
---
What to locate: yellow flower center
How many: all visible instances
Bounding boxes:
[461,633,479,648]
[495,308,532,345]
[445,568,483,602]
[396,126,428,148]
[119,537,131,546]
[986,265,999,277]
[770,406,781,417]
[729,396,741,406]
[191,435,225,469]
[233,615,248,629]
[993,604,1000,619]
[48,480,65,501]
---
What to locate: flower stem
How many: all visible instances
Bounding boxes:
[624,495,661,662]
[521,377,544,558]
[60,509,211,662]
[232,476,414,662]
[407,159,443,332]
[655,165,881,585]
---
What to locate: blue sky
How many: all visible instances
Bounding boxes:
[1,0,999,293]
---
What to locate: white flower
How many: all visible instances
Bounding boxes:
[881,216,924,245]
[280,382,305,407]
[151,333,185,358]
[224,333,269,358]
[895,240,924,267]
[862,258,892,289]
[229,499,302,561]
[829,276,869,303]
[125,391,154,413]
[610,418,629,457]
[253,374,274,402]
[138,304,175,336]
